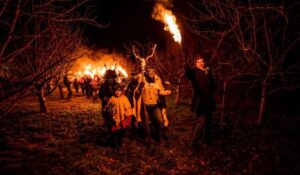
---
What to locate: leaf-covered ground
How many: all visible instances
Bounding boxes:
[0,92,299,175]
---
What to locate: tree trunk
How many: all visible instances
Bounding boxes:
[175,78,181,104]
[37,88,47,113]
[258,84,267,125]
[220,80,227,128]
[58,84,64,99]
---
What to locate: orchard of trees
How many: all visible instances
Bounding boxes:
[1,0,299,125]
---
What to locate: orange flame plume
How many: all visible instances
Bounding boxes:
[152,3,182,44]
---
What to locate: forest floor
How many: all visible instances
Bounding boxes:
[0,90,299,175]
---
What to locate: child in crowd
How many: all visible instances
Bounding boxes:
[104,83,134,148]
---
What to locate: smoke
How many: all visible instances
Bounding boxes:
[152,3,171,21]
[152,0,173,20]
[155,0,173,8]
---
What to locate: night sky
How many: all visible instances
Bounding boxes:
[84,0,299,53]
[84,0,185,50]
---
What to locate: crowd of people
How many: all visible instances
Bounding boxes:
[98,67,171,148]
[63,74,102,102]
[58,55,216,150]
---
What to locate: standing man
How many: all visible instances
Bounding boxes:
[184,55,216,147]
[134,67,171,145]
[73,78,79,93]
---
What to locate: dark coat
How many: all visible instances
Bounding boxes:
[98,81,115,108]
[185,65,216,115]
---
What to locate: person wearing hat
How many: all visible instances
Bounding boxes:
[98,69,118,128]
[104,83,134,148]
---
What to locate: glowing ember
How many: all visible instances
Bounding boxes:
[152,3,182,44]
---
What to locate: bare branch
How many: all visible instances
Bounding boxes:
[0,0,9,17]
[0,0,21,59]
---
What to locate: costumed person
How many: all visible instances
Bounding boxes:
[91,74,101,103]
[184,55,216,147]
[125,73,139,108]
[98,69,118,127]
[124,73,141,136]
[104,83,134,148]
[133,67,171,144]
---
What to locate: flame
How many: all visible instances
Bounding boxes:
[116,67,128,77]
[71,49,129,80]
[152,3,182,43]
[74,63,128,78]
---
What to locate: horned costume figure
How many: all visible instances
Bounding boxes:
[98,69,119,126]
[131,44,171,145]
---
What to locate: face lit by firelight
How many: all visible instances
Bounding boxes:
[195,57,205,69]
[114,89,122,97]
[147,69,155,78]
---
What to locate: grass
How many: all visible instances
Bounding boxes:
[0,90,299,175]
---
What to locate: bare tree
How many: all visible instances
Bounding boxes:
[185,0,300,124]
[0,0,106,115]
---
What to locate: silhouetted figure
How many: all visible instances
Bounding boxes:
[98,70,118,127]
[84,76,92,98]
[79,77,85,96]
[125,76,139,108]
[73,78,79,93]
[63,75,72,99]
[91,75,101,103]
